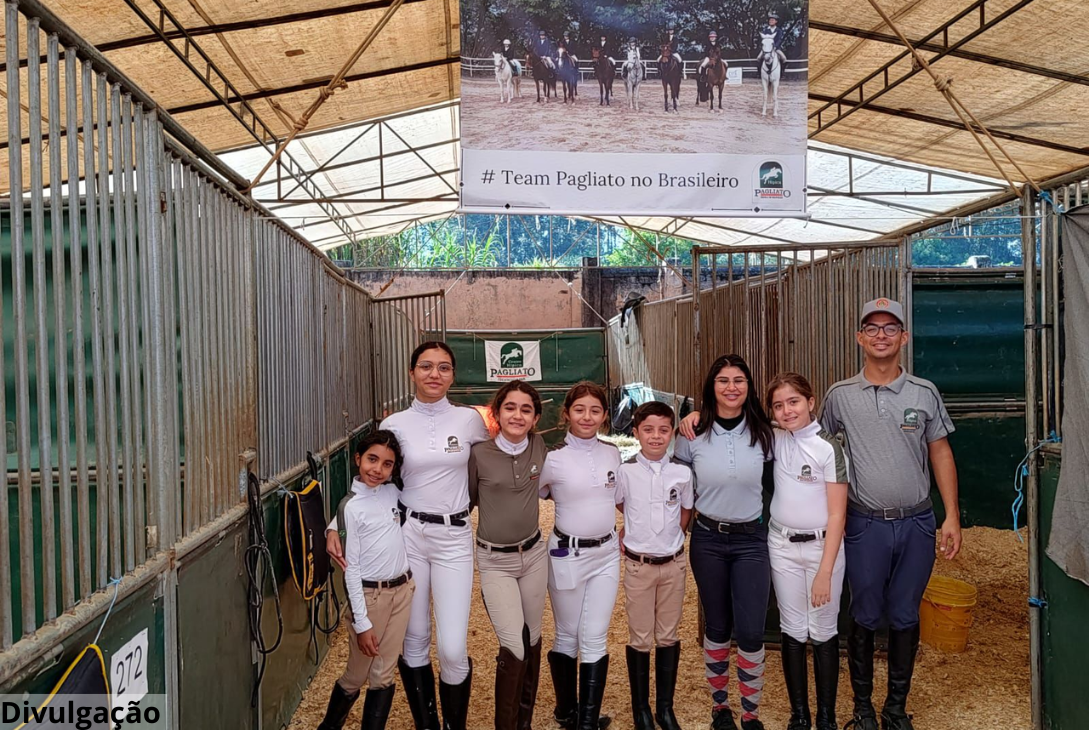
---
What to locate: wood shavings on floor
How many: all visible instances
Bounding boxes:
[287,518,1028,729]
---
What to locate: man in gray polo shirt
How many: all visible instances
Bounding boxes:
[820,297,962,730]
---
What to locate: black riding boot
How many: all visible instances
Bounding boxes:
[881,626,920,730]
[399,657,440,730]
[625,647,655,730]
[316,682,360,730]
[360,685,396,730]
[549,651,579,730]
[811,636,839,730]
[781,634,812,730]
[577,655,610,730]
[654,642,683,730]
[438,660,472,730]
[496,645,528,730]
[845,623,878,730]
[517,633,542,730]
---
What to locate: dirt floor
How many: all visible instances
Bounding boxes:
[288,513,1029,730]
[459,77,807,155]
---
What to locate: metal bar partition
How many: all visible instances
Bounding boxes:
[0,0,383,699]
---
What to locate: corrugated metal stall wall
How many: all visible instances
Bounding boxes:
[0,3,433,728]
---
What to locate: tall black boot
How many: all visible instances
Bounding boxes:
[516,632,542,730]
[845,623,878,730]
[811,636,839,730]
[881,626,920,730]
[780,634,811,730]
[625,647,655,730]
[577,655,610,730]
[548,651,579,730]
[496,645,528,730]
[654,642,683,730]
[316,682,360,730]
[360,685,396,730]
[399,657,440,730]
[439,659,472,730]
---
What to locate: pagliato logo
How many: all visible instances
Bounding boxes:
[754,160,790,200]
[500,342,524,369]
[485,340,542,382]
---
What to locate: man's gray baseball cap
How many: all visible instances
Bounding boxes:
[860,297,905,327]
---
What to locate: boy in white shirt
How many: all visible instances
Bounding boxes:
[319,430,414,730]
[617,401,694,730]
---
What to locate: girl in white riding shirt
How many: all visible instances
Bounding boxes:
[541,381,621,730]
[328,341,489,730]
[765,373,849,730]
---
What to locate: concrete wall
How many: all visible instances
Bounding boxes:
[348,269,584,329]
[345,263,718,330]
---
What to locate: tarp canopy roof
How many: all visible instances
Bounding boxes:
[4,0,1088,248]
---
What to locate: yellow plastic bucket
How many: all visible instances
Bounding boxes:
[919,575,978,653]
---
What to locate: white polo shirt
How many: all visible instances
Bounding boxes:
[617,453,694,556]
[381,397,491,514]
[770,420,850,531]
[539,433,623,538]
[342,479,411,633]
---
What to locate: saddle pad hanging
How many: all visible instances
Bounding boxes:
[284,479,331,601]
[15,645,111,728]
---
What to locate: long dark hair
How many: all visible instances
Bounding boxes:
[355,429,404,481]
[561,381,610,431]
[694,354,774,458]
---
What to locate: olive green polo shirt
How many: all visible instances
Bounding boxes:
[468,433,548,544]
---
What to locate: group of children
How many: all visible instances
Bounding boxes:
[320,375,842,730]
[317,297,961,730]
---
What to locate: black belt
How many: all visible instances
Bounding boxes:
[769,519,826,543]
[400,501,469,527]
[477,530,542,553]
[361,570,412,589]
[848,497,932,521]
[695,513,763,534]
[624,546,684,565]
[553,527,613,549]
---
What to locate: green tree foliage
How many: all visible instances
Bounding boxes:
[911,203,1024,267]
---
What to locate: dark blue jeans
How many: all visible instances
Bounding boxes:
[690,522,771,652]
[844,508,936,631]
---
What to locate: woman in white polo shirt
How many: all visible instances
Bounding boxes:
[541,381,622,730]
[327,341,490,730]
[765,373,849,730]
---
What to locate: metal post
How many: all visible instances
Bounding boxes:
[66,47,91,601]
[28,17,60,621]
[48,32,74,611]
[9,1,39,633]
[1022,186,1042,730]
[144,110,176,552]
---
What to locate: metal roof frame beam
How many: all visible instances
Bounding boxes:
[167,57,458,117]
[810,144,1005,188]
[120,0,357,238]
[809,0,1036,138]
[808,92,1089,155]
[810,20,1089,87]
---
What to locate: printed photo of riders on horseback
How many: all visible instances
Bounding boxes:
[459,0,808,154]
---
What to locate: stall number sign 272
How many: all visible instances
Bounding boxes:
[111,629,150,710]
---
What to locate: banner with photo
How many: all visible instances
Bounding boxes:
[459,0,808,217]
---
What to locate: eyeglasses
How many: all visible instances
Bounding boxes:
[861,323,903,338]
[415,362,454,375]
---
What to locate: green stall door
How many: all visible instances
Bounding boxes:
[444,329,607,388]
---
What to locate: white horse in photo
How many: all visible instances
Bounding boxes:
[493,52,517,103]
[623,45,645,111]
[758,34,781,117]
